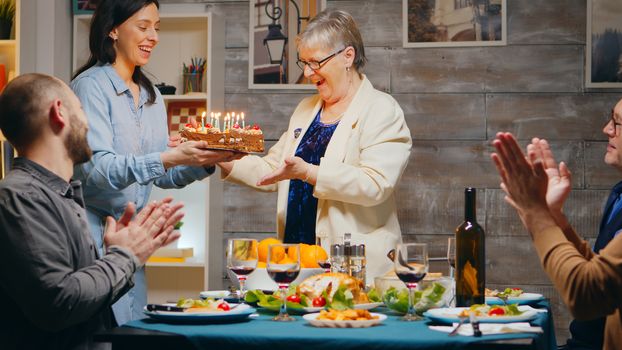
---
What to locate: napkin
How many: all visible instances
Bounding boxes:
[429,322,543,336]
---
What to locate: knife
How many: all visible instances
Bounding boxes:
[146,304,187,312]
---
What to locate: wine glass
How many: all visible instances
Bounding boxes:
[394,243,429,321]
[226,238,258,302]
[447,237,457,307]
[315,236,331,273]
[447,237,456,278]
[267,244,300,321]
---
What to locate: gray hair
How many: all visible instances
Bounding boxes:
[297,9,367,71]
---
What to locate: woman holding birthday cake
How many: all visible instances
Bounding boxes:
[70,0,238,324]
[219,9,412,283]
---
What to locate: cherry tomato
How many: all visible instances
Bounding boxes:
[286,295,301,303]
[512,287,522,291]
[312,296,326,307]
[217,302,230,311]
[488,307,505,316]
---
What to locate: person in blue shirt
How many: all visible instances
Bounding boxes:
[71,0,238,325]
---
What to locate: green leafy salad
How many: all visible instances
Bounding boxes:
[461,303,523,317]
[382,282,446,314]
[245,284,381,312]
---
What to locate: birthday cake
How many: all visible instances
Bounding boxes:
[180,113,264,153]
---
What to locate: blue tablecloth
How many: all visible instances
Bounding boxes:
[125,303,556,350]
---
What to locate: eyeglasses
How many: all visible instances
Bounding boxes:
[605,112,622,136]
[296,48,345,71]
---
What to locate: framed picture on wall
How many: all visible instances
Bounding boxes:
[72,0,98,15]
[249,0,326,89]
[586,0,622,88]
[402,0,506,48]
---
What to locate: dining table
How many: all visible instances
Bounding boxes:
[94,301,556,350]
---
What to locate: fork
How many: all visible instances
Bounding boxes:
[448,316,468,336]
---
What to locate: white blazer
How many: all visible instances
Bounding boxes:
[225,76,412,283]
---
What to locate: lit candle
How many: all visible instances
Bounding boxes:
[210,112,214,126]
[241,112,245,128]
[215,114,220,131]
[201,111,206,131]
[236,113,240,126]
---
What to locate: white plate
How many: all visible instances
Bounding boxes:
[354,302,384,310]
[257,302,322,314]
[486,293,544,305]
[303,312,387,328]
[200,290,231,299]
[424,306,538,324]
[143,303,256,324]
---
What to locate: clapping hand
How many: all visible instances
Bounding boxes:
[491,132,549,216]
[527,138,572,215]
[103,199,185,264]
[257,156,310,186]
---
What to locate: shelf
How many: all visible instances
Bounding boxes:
[146,259,205,268]
[162,93,207,101]
[0,40,16,47]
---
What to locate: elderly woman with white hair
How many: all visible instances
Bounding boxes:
[219,9,412,282]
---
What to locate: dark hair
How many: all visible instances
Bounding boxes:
[0,73,69,150]
[73,0,160,104]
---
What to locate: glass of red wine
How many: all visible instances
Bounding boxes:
[267,243,300,321]
[394,243,429,321]
[315,236,331,273]
[226,238,258,302]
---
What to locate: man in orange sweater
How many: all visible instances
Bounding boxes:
[491,132,622,350]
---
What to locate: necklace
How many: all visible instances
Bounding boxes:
[320,108,343,125]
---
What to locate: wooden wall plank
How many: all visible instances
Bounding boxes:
[486,93,619,140]
[326,0,402,48]
[391,45,582,93]
[507,0,585,45]
[396,93,486,140]
[585,141,621,189]
[405,141,509,188]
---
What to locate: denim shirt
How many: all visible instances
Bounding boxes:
[71,64,212,244]
[70,63,213,323]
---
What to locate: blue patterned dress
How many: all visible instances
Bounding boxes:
[284,110,338,244]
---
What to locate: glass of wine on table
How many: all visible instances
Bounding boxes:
[394,243,429,321]
[267,244,301,321]
[315,236,331,273]
[226,238,258,302]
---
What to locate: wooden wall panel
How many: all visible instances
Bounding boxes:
[486,189,606,238]
[396,93,486,140]
[585,141,621,189]
[406,141,506,188]
[507,0,584,45]
[326,0,402,48]
[362,47,391,92]
[225,48,248,94]
[486,93,619,140]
